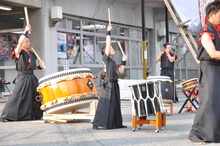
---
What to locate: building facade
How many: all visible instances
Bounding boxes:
[0,0,198,91]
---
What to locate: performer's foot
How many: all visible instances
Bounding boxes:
[93,125,100,130]
[0,118,8,122]
[186,109,196,113]
[188,135,206,145]
[121,125,127,128]
[115,125,127,129]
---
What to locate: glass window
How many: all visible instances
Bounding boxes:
[83,35,95,64]
[96,38,129,66]
[131,69,143,79]
[112,39,129,65]
[186,53,198,68]
[57,32,81,65]
[82,20,95,32]
[131,41,141,65]
[176,44,187,67]
[111,25,118,36]
[187,70,198,79]
[57,16,147,79]
[67,18,80,30]
[119,27,129,37]
[57,18,66,29]
[175,69,186,84]
[96,37,105,64]
[118,69,130,79]
[95,22,106,34]
[130,28,139,39]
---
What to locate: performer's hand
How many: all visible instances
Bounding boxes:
[165,48,169,54]
[25,24,31,32]
[122,55,127,61]
[160,50,164,54]
[39,61,46,68]
[107,25,112,31]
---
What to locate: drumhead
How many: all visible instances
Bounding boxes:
[147,76,172,82]
[38,68,93,84]
[181,78,198,86]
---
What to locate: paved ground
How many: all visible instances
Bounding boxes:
[0,93,218,146]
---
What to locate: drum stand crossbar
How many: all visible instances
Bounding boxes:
[178,86,199,113]
[130,82,166,133]
[132,112,166,133]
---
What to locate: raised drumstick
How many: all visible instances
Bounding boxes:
[108,8,111,25]
[31,47,46,69]
[118,42,125,56]
[24,7,31,34]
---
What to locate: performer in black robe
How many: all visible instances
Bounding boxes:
[156,43,178,102]
[0,24,45,121]
[188,1,220,144]
[93,24,128,129]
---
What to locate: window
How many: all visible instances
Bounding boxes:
[67,18,80,30]
[83,35,95,64]
[57,32,81,65]
[130,28,140,39]
[82,20,95,32]
[57,16,146,84]
[119,27,129,37]
[95,22,106,34]
[131,41,141,65]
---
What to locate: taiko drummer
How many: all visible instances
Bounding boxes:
[0,24,45,122]
[92,24,127,130]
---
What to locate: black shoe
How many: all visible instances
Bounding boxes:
[93,124,100,130]
[115,125,127,129]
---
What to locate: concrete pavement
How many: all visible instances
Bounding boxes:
[0,93,217,146]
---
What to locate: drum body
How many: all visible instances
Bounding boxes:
[130,81,164,117]
[181,78,198,91]
[37,68,99,111]
[147,76,173,103]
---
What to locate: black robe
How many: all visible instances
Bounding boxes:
[189,21,220,143]
[93,53,123,129]
[0,50,43,121]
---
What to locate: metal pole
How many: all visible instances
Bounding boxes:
[141,0,148,79]
[165,6,169,43]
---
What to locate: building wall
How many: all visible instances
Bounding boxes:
[54,0,154,28]
[0,0,199,91]
[32,0,156,78]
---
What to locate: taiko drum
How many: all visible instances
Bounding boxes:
[37,68,98,105]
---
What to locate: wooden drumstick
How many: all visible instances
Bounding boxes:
[108,8,111,25]
[31,47,46,69]
[24,7,31,34]
[118,42,125,56]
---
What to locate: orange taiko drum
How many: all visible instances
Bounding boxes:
[37,68,99,111]
[181,78,198,91]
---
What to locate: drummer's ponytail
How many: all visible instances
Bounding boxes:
[101,45,106,55]
[100,71,106,80]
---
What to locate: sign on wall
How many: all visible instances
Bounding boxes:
[57,32,67,58]
[0,35,9,60]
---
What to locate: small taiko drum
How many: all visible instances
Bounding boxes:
[181,78,198,91]
[147,76,173,103]
[37,68,99,111]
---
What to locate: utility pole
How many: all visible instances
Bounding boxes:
[165,7,169,43]
[141,0,148,79]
